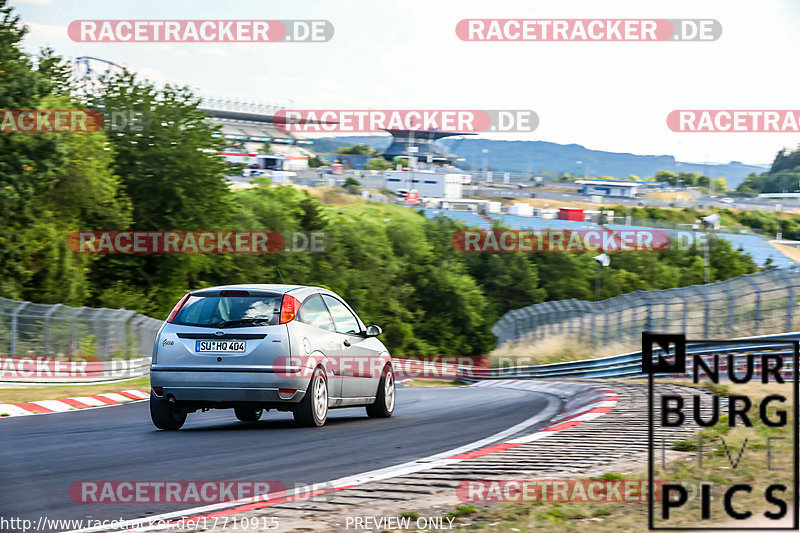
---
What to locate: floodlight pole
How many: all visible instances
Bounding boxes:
[407,130,415,195]
[704,227,711,284]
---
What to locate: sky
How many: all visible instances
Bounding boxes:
[11,0,800,166]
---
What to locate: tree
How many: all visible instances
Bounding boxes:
[655,170,678,186]
[528,253,594,301]
[343,177,360,194]
[365,158,392,171]
[771,145,800,173]
[83,71,233,313]
[336,144,377,156]
[679,171,701,187]
[0,2,73,298]
[21,94,132,304]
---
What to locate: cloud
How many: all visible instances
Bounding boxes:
[199,48,228,57]
[23,22,66,41]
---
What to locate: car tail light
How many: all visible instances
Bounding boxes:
[279,294,300,324]
[153,387,164,396]
[166,293,190,323]
[279,389,296,395]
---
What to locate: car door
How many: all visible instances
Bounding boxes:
[293,294,342,401]
[322,294,380,399]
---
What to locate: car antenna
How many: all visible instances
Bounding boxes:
[276,267,285,283]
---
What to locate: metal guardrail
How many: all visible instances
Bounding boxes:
[0,297,162,365]
[492,266,800,347]
[464,332,799,381]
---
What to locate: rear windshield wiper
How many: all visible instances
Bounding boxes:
[218,319,271,328]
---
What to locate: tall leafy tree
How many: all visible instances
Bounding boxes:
[0,2,67,298]
[84,72,233,313]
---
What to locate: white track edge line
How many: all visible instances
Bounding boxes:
[64,386,568,533]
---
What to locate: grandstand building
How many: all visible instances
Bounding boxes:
[201,107,315,171]
[379,129,471,165]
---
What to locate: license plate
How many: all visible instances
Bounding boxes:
[195,340,246,353]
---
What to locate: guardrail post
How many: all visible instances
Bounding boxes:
[10,302,29,358]
[43,303,62,357]
[702,291,711,338]
[565,300,575,336]
[682,295,689,333]
[743,275,762,335]
[725,286,736,336]
[70,307,87,356]
[786,269,796,332]
[632,292,643,339]
[645,295,654,332]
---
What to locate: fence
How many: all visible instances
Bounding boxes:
[464,332,798,381]
[0,297,162,363]
[605,216,765,236]
[491,265,800,347]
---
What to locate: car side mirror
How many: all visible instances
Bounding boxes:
[365,325,382,337]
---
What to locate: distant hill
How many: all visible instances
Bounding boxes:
[309,136,768,187]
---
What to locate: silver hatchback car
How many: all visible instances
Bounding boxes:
[149,284,394,430]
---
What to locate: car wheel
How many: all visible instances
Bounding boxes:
[150,393,187,430]
[234,407,263,422]
[366,365,395,418]
[293,367,328,427]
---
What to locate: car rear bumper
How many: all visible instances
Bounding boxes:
[150,368,310,404]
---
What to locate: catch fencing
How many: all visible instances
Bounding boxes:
[464,332,798,381]
[0,297,162,382]
[492,265,800,347]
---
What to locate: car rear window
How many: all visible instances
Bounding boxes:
[172,294,282,327]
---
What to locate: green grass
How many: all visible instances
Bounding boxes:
[0,376,149,405]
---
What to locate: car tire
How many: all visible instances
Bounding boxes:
[234,407,263,422]
[366,365,395,419]
[150,393,187,430]
[293,367,328,427]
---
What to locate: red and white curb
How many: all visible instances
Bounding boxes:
[450,381,618,459]
[0,389,149,417]
[66,380,618,533]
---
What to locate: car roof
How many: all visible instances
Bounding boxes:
[191,284,309,295]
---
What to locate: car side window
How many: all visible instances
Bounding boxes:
[322,295,361,335]
[297,295,335,331]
